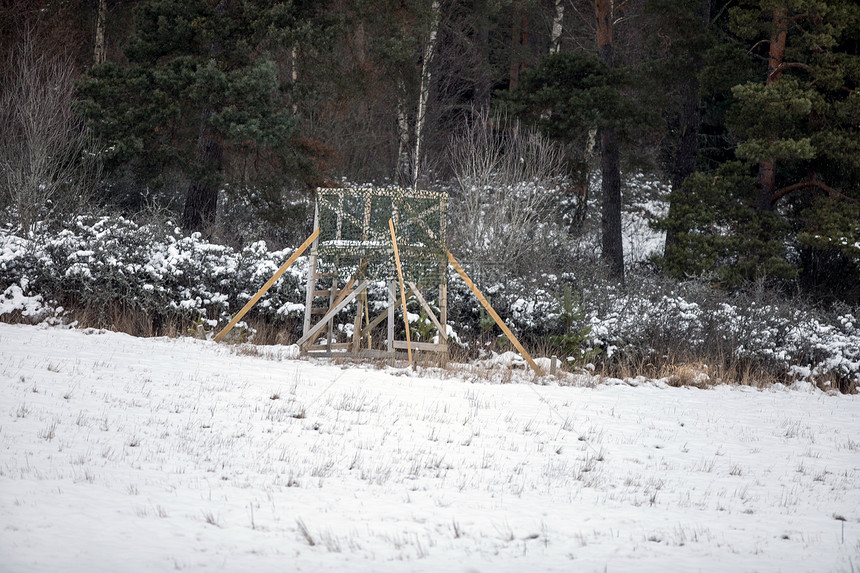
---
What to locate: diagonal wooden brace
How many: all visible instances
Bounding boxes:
[407,281,446,342]
[296,279,371,348]
[447,250,543,376]
[215,228,319,343]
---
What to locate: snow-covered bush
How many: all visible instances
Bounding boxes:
[0,215,307,337]
[576,274,860,392]
[2,212,857,391]
[444,257,859,391]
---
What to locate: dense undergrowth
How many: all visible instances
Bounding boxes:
[1,213,858,393]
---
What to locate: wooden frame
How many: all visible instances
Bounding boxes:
[215,187,539,378]
[301,189,449,364]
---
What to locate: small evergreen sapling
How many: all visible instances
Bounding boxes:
[550,285,600,365]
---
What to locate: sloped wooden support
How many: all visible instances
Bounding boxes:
[214,228,320,343]
[296,279,371,349]
[407,280,446,342]
[361,307,390,341]
[447,250,543,376]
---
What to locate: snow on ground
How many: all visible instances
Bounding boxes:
[1,324,858,573]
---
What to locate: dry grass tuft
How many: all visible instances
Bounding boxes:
[665,363,711,388]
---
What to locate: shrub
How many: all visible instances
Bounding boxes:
[1,211,857,392]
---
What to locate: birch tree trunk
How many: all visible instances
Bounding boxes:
[395,81,411,186]
[290,44,299,115]
[411,0,441,190]
[551,0,564,54]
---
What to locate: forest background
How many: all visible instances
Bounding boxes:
[1,0,859,392]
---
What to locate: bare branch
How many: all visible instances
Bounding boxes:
[772,179,860,205]
[446,108,571,281]
[0,31,98,232]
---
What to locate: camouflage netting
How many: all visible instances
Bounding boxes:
[316,187,448,286]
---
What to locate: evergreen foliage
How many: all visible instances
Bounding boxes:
[2,0,860,341]
[656,0,860,301]
[501,51,648,165]
[76,0,312,230]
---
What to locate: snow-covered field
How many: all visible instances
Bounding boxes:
[1,324,858,572]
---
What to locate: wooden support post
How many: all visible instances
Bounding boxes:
[352,310,363,355]
[363,289,371,348]
[214,228,320,343]
[303,204,320,340]
[387,281,396,361]
[439,260,448,367]
[447,250,543,376]
[326,259,338,351]
[389,218,413,368]
[351,289,364,355]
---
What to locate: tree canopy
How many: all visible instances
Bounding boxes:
[2,0,859,302]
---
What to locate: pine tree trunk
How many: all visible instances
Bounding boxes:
[595,0,624,282]
[181,0,229,234]
[474,0,492,108]
[93,0,107,65]
[758,7,787,211]
[664,82,702,253]
[664,0,709,254]
[181,107,222,233]
[508,5,522,91]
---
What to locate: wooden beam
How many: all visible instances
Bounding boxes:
[351,291,363,355]
[296,280,371,348]
[307,342,352,351]
[406,281,446,342]
[361,306,390,340]
[387,281,395,354]
[302,204,320,339]
[388,219,413,367]
[447,250,543,376]
[215,228,320,343]
[327,260,367,315]
[393,340,447,352]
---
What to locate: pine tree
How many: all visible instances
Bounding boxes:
[77,0,311,233]
[500,49,646,277]
[643,0,711,256]
[658,0,860,299]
